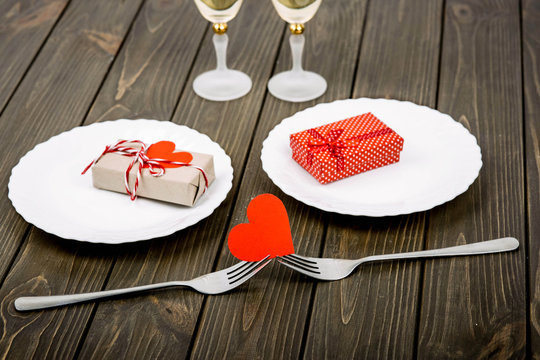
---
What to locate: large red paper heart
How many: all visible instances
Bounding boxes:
[228,194,295,261]
[146,141,193,168]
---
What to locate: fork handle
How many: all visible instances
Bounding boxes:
[363,237,519,264]
[15,281,186,311]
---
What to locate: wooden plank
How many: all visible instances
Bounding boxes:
[304,0,443,357]
[189,0,368,358]
[0,0,145,357]
[0,0,72,283]
[76,1,286,358]
[1,0,211,357]
[0,0,70,112]
[523,0,540,356]
[84,0,206,123]
[0,0,144,282]
[0,231,115,359]
[417,0,526,357]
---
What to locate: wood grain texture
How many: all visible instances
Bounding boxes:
[77,1,286,358]
[190,0,368,358]
[307,216,427,359]
[85,0,206,123]
[417,0,526,357]
[0,0,70,112]
[304,0,443,357]
[0,231,113,359]
[0,0,144,282]
[0,0,144,357]
[0,0,533,358]
[523,0,540,357]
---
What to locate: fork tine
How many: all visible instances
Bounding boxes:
[278,256,321,274]
[226,261,251,276]
[277,259,321,277]
[282,255,319,270]
[284,254,318,265]
[228,256,271,284]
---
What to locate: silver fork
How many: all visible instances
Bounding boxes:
[15,256,272,311]
[278,237,519,281]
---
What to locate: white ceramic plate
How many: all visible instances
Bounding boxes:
[261,98,482,216]
[8,119,233,243]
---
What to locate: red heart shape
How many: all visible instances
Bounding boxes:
[146,141,193,168]
[228,194,295,261]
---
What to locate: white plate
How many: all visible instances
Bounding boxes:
[8,119,233,243]
[261,98,482,216]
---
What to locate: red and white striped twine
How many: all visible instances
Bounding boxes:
[82,140,208,200]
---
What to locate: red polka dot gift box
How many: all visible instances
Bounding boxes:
[289,113,404,184]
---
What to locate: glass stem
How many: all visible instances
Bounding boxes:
[290,34,305,73]
[213,33,228,71]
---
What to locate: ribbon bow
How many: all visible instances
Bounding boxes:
[307,129,348,171]
[306,127,394,171]
[82,140,208,200]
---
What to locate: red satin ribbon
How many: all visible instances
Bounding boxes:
[306,127,393,171]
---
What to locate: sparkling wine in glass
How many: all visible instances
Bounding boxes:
[268,0,326,102]
[193,0,252,101]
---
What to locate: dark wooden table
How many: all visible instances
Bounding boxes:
[0,0,538,358]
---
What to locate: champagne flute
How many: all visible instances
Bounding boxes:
[268,0,326,102]
[193,0,252,101]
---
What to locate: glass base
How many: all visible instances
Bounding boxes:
[268,70,327,102]
[193,69,252,101]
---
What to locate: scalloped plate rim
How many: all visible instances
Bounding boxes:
[261,98,482,216]
[8,119,233,243]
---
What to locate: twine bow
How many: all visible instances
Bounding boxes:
[82,140,208,200]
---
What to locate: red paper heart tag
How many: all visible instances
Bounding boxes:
[146,141,193,168]
[228,194,295,261]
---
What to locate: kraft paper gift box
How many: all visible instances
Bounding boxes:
[290,113,404,184]
[90,141,215,206]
